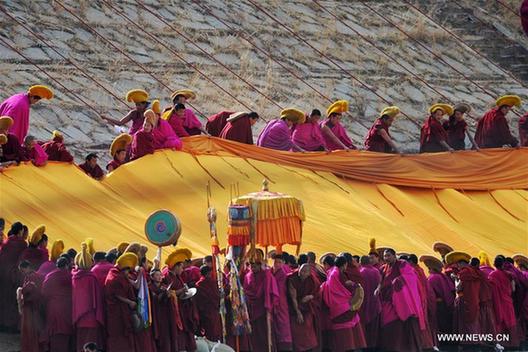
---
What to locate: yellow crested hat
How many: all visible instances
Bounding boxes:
[29,225,46,246]
[126,89,149,104]
[50,240,65,262]
[28,85,53,99]
[326,100,349,116]
[117,242,129,254]
[280,108,306,124]
[109,133,132,157]
[380,106,400,119]
[429,103,454,116]
[85,238,95,256]
[75,242,94,270]
[170,89,196,101]
[445,251,471,265]
[368,238,377,255]
[419,254,443,271]
[512,254,528,267]
[0,116,14,130]
[432,241,454,258]
[0,134,7,145]
[478,250,491,267]
[496,95,521,107]
[151,99,161,114]
[165,248,192,268]
[52,130,64,142]
[116,252,138,270]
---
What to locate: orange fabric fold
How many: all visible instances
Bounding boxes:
[181,136,528,190]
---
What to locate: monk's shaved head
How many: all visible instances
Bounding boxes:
[299,263,311,279]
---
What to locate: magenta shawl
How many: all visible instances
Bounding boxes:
[72,268,105,328]
[0,93,30,141]
[257,119,294,151]
[321,266,360,329]
[321,119,356,151]
[153,119,183,150]
[292,121,325,151]
[183,109,202,130]
[427,272,454,308]
[244,268,279,320]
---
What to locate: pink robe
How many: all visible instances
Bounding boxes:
[257,119,294,151]
[153,119,183,150]
[21,143,48,166]
[0,93,30,141]
[272,264,293,350]
[292,121,326,151]
[183,108,202,132]
[320,118,356,151]
[91,261,114,288]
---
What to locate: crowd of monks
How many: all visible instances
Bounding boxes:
[0,219,527,352]
[0,86,527,178]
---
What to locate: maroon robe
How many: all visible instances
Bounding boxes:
[0,133,23,163]
[272,264,293,350]
[104,267,137,352]
[41,140,73,162]
[131,130,155,160]
[475,107,518,148]
[19,246,48,271]
[91,261,114,288]
[489,269,518,346]
[195,275,223,342]
[205,111,233,137]
[106,158,123,171]
[42,268,73,352]
[427,271,455,335]
[476,268,497,337]
[20,271,45,352]
[413,265,434,349]
[79,161,105,179]
[359,264,382,348]
[519,112,528,147]
[220,115,254,145]
[443,116,468,150]
[0,235,27,331]
[364,118,393,152]
[128,270,156,352]
[149,281,179,352]
[163,270,198,351]
[287,270,319,351]
[453,266,481,339]
[420,116,448,153]
[73,268,105,351]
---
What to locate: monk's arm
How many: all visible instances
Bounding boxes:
[439,140,454,152]
[101,111,134,126]
[116,295,136,308]
[379,129,400,153]
[291,142,306,152]
[321,125,349,150]
[465,130,479,150]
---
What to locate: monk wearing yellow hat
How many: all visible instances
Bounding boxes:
[420,103,455,153]
[107,133,132,172]
[19,225,49,270]
[257,108,306,151]
[166,89,207,136]
[321,100,357,151]
[0,85,53,142]
[519,111,528,147]
[442,103,479,151]
[101,89,150,135]
[364,106,401,153]
[41,130,74,162]
[0,116,23,164]
[475,95,521,148]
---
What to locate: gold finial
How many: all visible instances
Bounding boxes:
[262,179,269,191]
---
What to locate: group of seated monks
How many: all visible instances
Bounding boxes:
[0,218,527,352]
[0,85,526,178]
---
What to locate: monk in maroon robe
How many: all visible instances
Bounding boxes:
[205,110,234,137]
[42,257,73,351]
[244,260,279,352]
[128,263,156,352]
[19,260,45,352]
[195,265,223,342]
[475,104,519,148]
[167,103,190,138]
[359,255,382,350]
[426,264,455,336]
[420,106,454,153]
[220,112,259,145]
[106,149,126,172]
[91,251,116,288]
[79,153,104,180]
[150,268,179,352]
[20,230,48,271]
[163,260,198,351]
[442,103,478,150]
[0,222,27,331]
[519,112,528,147]
[41,131,74,162]
[104,253,139,352]
[364,106,400,153]
[378,249,424,352]
[101,99,149,135]
[0,116,23,164]
[74,245,105,351]
[131,119,155,160]
[287,263,319,351]
[271,254,293,351]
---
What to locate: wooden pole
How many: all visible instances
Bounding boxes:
[267,310,272,352]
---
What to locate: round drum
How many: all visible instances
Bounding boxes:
[144,210,182,247]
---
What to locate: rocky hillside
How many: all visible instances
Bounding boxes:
[1,0,526,162]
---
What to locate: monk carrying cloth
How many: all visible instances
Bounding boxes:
[475,95,521,148]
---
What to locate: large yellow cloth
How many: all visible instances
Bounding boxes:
[1,138,526,258]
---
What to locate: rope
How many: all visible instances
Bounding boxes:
[53,0,207,118]
[358,2,500,101]
[402,0,527,89]
[245,0,422,128]
[0,36,102,116]
[135,0,283,112]
[101,0,260,120]
[495,0,522,18]
[0,6,131,111]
